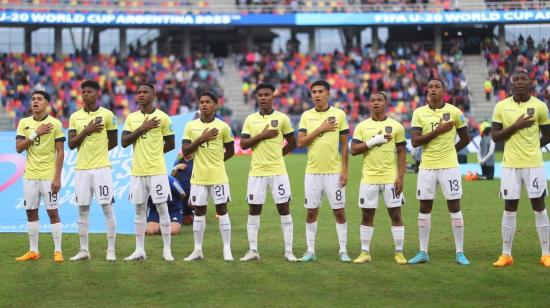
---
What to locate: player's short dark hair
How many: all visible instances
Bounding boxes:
[31,90,50,102]
[80,80,100,91]
[138,82,156,91]
[198,91,219,103]
[429,78,446,90]
[370,91,387,101]
[255,83,275,93]
[310,80,330,91]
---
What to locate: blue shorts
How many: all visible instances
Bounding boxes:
[147,205,183,224]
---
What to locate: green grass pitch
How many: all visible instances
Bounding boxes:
[1,154,548,307]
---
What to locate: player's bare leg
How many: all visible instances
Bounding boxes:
[241,204,262,262]
[530,197,550,267]
[388,207,406,264]
[277,202,296,262]
[184,205,206,261]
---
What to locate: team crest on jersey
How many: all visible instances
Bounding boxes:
[271,120,278,128]
[385,126,392,134]
[442,113,451,121]
[527,108,535,116]
[328,116,336,124]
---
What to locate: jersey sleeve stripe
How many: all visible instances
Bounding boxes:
[16,135,26,140]
[68,129,76,134]
[182,139,191,144]
[339,129,349,135]
[55,137,66,142]
[351,138,362,144]
[241,133,251,138]
[395,141,407,146]
[283,132,294,137]
[298,128,307,133]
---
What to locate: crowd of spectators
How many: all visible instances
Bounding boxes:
[483,35,550,103]
[485,0,550,10]
[238,42,470,129]
[0,52,228,126]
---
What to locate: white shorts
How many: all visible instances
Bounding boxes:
[129,175,171,204]
[190,183,231,206]
[247,175,291,205]
[358,184,404,209]
[23,179,58,210]
[417,168,462,200]
[304,173,345,209]
[500,167,547,200]
[74,168,114,206]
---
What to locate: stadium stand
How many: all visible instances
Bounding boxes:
[0,52,228,126]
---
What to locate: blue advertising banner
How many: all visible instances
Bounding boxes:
[0,112,195,234]
[0,9,549,26]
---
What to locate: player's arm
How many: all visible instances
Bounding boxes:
[16,122,53,153]
[224,142,235,161]
[163,135,175,153]
[107,130,118,150]
[410,120,454,148]
[282,133,296,156]
[182,128,217,155]
[68,119,103,150]
[121,116,160,148]
[52,140,64,194]
[240,125,278,150]
[296,119,338,147]
[16,137,32,153]
[350,134,391,155]
[491,115,535,142]
[339,133,349,187]
[394,143,406,195]
[540,125,550,147]
[454,126,470,152]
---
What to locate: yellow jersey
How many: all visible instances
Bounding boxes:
[242,110,294,176]
[298,106,349,174]
[353,117,406,184]
[16,115,65,180]
[68,107,117,170]
[492,96,550,168]
[122,108,174,176]
[183,118,234,185]
[411,103,467,169]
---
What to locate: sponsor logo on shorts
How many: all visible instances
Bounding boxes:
[249,194,253,201]
[503,189,507,196]
[417,189,420,196]
[271,120,278,128]
[385,126,392,134]
[527,108,535,116]
[305,198,307,204]
[360,198,364,204]
[442,113,450,121]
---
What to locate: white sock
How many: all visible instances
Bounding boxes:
[101,203,116,251]
[418,213,431,253]
[336,222,348,253]
[306,222,317,253]
[155,202,171,251]
[51,222,62,252]
[450,211,464,253]
[77,205,90,251]
[193,215,206,250]
[280,214,293,252]
[247,215,260,251]
[391,226,405,252]
[360,225,374,252]
[218,213,231,250]
[134,203,147,252]
[28,221,39,252]
[534,209,550,256]
[502,211,516,256]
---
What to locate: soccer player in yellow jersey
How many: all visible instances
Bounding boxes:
[350,92,407,265]
[409,79,471,265]
[297,80,351,262]
[15,91,65,262]
[121,83,175,261]
[182,92,235,261]
[68,80,118,262]
[239,83,297,262]
[491,70,550,267]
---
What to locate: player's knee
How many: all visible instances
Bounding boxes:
[389,210,402,225]
[306,208,318,220]
[146,223,160,235]
[171,223,181,235]
[215,204,228,216]
[333,208,346,223]
[46,209,60,223]
[276,203,290,216]
[249,204,262,215]
[194,206,207,216]
[26,209,39,222]
[530,196,546,212]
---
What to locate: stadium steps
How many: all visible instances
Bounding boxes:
[0,112,14,131]
[220,58,254,122]
[457,0,486,10]
[463,54,493,121]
